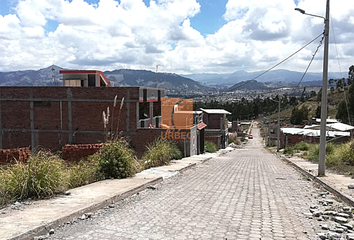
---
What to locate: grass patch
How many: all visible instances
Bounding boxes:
[98,139,136,179]
[0,151,67,205]
[283,146,295,156]
[143,139,182,169]
[293,142,310,151]
[300,140,354,175]
[205,141,218,153]
[66,156,103,189]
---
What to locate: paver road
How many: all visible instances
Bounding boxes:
[50,126,326,240]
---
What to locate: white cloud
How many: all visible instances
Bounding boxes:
[0,0,353,75]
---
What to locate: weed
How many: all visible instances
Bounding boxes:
[66,155,103,189]
[205,141,218,153]
[143,139,182,168]
[98,139,136,179]
[283,146,295,156]
[2,151,67,201]
[294,142,310,151]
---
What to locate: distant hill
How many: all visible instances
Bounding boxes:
[103,69,209,90]
[0,65,63,86]
[183,69,344,85]
[228,80,268,91]
[0,66,209,91]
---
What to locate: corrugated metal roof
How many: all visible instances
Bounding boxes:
[327,122,354,131]
[200,108,231,114]
[280,128,350,137]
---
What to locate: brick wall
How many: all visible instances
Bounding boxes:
[0,147,31,164]
[130,129,188,158]
[205,135,220,148]
[62,144,103,162]
[204,114,223,129]
[0,87,139,151]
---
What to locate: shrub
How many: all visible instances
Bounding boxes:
[294,142,309,151]
[326,142,335,155]
[229,133,241,145]
[66,155,103,189]
[205,141,218,153]
[2,151,66,200]
[342,141,354,165]
[98,139,136,179]
[283,146,294,156]
[307,144,319,162]
[143,139,182,168]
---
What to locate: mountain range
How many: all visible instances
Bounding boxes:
[0,65,209,91]
[0,65,346,91]
[183,69,344,86]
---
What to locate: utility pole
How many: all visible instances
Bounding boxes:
[295,0,330,176]
[277,98,280,152]
[318,0,330,176]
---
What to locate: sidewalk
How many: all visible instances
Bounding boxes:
[0,152,221,240]
[278,152,354,207]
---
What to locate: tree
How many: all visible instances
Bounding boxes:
[337,78,354,124]
[336,100,349,123]
[349,65,354,85]
[290,107,309,125]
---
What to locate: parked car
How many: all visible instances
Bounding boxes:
[248,134,253,139]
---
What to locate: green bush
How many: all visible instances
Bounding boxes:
[326,142,335,155]
[342,141,354,165]
[283,146,294,156]
[98,139,136,179]
[308,144,320,162]
[294,142,309,151]
[205,141,218,153]
[2,151,67,201]
[143,139,182,168]
[66,155,103,189]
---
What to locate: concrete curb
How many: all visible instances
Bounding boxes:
[8,177,163,240]
[279,155,354,207]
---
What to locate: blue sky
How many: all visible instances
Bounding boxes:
[0,0,352,74]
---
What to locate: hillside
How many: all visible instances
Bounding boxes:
[267,89,348,120]
[103,69,209,90]
[228,80,268,91]
[184,69,343,86]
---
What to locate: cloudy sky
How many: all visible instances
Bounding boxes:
[0,0,353,75]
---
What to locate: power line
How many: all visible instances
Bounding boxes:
[230,32,324,92]
[296,34,325,87]
[331,16,351,125]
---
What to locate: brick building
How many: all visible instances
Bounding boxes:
[200,108,231,149]
[0,70,204,158]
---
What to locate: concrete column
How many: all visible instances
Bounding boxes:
[67,88,73,144]
[126,88,130,131]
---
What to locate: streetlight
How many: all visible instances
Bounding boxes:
[295,0,330,176]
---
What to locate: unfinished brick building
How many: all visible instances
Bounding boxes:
[0,70,205,158]
[0,69,169,158]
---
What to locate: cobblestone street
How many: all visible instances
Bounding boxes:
[49,128,333,240]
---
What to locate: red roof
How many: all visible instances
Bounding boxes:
[197,122,207,130]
